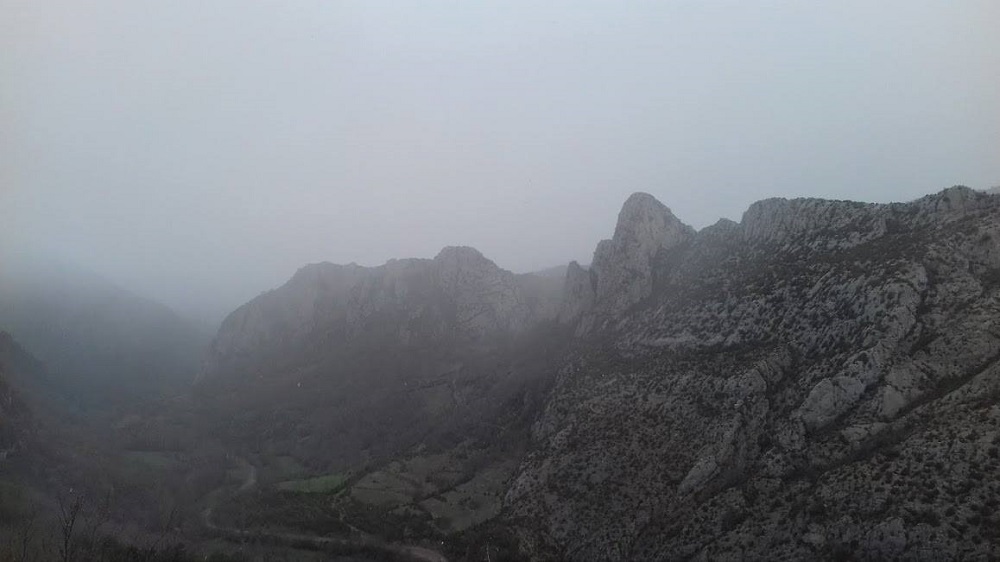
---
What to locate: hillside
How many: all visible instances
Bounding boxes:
[0,332,33,460]
[198,246,567,470]
[0,258,209,409]
[501,186,1000,560]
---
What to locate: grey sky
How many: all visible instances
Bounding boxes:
[3,1,999,325]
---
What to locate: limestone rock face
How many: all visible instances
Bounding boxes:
[567,192,694,323]
[431,246,534,335]
[797,376,867,432]
[558,261,595,324]
[913,184,984,215]
[741,197,885,248]
[203,246,557,380]
[504,186,1000,561]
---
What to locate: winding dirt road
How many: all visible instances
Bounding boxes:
[201,456,448,562]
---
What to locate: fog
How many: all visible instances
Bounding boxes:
[3,1,999,326]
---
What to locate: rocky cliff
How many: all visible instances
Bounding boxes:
[562,193,695,327]
[502,186,1000,560]
[199,245,567,469]
[203,246,561,380]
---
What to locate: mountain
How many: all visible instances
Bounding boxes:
[199,246,567,469]
[0,257,209,409]
[501,186,1000,560]
[203,246,561,379]
[0,332,43,526]
[197,186,1000,560]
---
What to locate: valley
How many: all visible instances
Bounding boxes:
[1,187,999,560]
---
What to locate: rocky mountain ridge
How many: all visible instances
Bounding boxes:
[502,186,1000,560]
[203,246,562,382]
[197,185,1000,560]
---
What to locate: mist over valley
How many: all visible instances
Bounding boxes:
[2,2,1000,560]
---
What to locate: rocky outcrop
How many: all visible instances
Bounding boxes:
[430,246,535,335]
[558,261,595,324]
[592,193,695,314]
[562,193,695,326]
[910,185,991,217]
[741,197,879,244]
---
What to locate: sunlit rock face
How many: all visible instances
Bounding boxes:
[504,187,1000,561]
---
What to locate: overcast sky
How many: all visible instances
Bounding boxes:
[3,1,999,325]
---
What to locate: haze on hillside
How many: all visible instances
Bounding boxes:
[3,1,999,325]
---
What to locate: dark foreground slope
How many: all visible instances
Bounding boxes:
[0,332,33,462]
[502,187,1000,560]
[0,332,43,526]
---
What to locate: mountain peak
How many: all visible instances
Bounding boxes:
[434,245,489,263]
[620,191,667,211]
[615,192,686,236]
[595,192,694,314]
[913,185,987,216]
[559,192,695,324]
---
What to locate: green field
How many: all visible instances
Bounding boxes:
[277,473,348,494]
[269,455,308,480]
